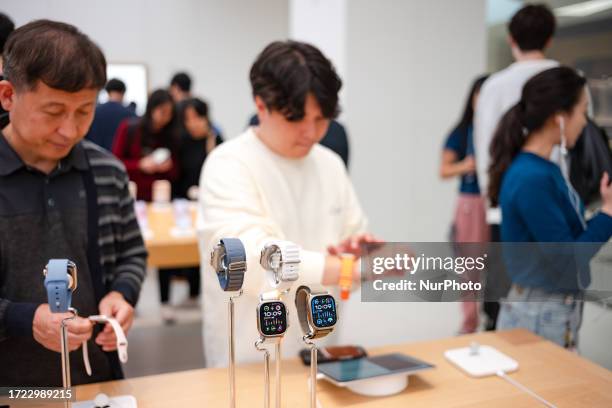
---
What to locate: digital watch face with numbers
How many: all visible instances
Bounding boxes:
[310,294,337,328]
[258,301,288,336]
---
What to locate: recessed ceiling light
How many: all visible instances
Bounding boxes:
[555,0,612,17]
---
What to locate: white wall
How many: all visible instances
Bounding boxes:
[345,0,487,242]
[289,0,347,78]
[332,0,487,347]
[1,0,288,139]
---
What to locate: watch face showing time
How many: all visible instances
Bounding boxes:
[259,301,287,336]
[310,294,337,328]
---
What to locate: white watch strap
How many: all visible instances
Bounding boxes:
[261,241,301,291]
[89,315,129,363]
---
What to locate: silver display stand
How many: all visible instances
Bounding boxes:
[255,339,271,408]
[61,308,78,408]
[303,335,318,408]
[274,343,281,408]
[228,289,243,408]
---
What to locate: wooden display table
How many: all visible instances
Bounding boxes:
[143,203,200,269]
[56,329,612,407]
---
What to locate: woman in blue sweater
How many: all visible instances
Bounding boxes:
[488,67,612,348]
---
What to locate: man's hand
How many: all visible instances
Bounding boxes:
[95,291,134,352]
[327,233,384,258]
[32,304,93,353]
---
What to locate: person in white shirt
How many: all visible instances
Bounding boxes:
[473,4,557,330]
[197,40,379,367]
[475,4,558,198]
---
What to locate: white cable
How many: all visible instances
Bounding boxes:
[496,371,557,408]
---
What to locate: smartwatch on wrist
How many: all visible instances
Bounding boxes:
[295,285,337,340]
[43,259,78,313]
[260,241,300,291]
[256,291,289,345]
[210,238,247,292]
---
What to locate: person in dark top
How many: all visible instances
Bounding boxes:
[112,89,179,201]
[440,74,489,334]
[248,113,350,168]
[157,98,222,322]
[169,72,192,103]
[170,71,224,140]
[489,67,612,347]
[176,98,223,199]
[0,19,146,387]
[86,78,136,151]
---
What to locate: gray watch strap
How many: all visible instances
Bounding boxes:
[212,238,247,292]
[295,285,332,339]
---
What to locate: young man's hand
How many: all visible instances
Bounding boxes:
[95,291,134,352]
[32,304,93,352]
[327,233,384,258]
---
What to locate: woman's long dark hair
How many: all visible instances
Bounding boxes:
[488,66,586,206]
[140,88,177,151]
[456,75,489,131]
[446,75,489,154]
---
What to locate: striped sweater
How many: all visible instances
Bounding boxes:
[85,140,148,304]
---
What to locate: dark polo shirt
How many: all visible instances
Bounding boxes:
[0,132,113,386]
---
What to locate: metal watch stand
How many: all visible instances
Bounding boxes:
[228,289,243,408]
[60,308,78,408]
[255,339,271,408]
[274,343,281,408]
[303,335,318,408]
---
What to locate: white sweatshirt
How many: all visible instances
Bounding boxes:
[197,127,367,367]
[474,58,558,218]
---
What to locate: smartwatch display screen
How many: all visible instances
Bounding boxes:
[259,301,287,336]
[311,294,337,328]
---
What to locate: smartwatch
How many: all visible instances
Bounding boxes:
[260,241,300,291]
[256,291,289,345]
[210,238,247,292]
[43,259,78,313]
[295,285,337,340]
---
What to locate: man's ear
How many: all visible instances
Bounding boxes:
[254,95,268,118]
[544,37,552,50]
[0,80,16,112]
[507,35,516,49]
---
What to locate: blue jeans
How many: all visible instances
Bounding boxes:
[497,286,583,348]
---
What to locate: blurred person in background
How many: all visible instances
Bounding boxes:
[489,67,612,348]
[0,12,15,118]
[474,3,558,329]
[440,74,489,334]
[155,97,223,323]
[175,97,222,200]
[170,71,224,141]
[112,89,179,202]
[86,78,136,151]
